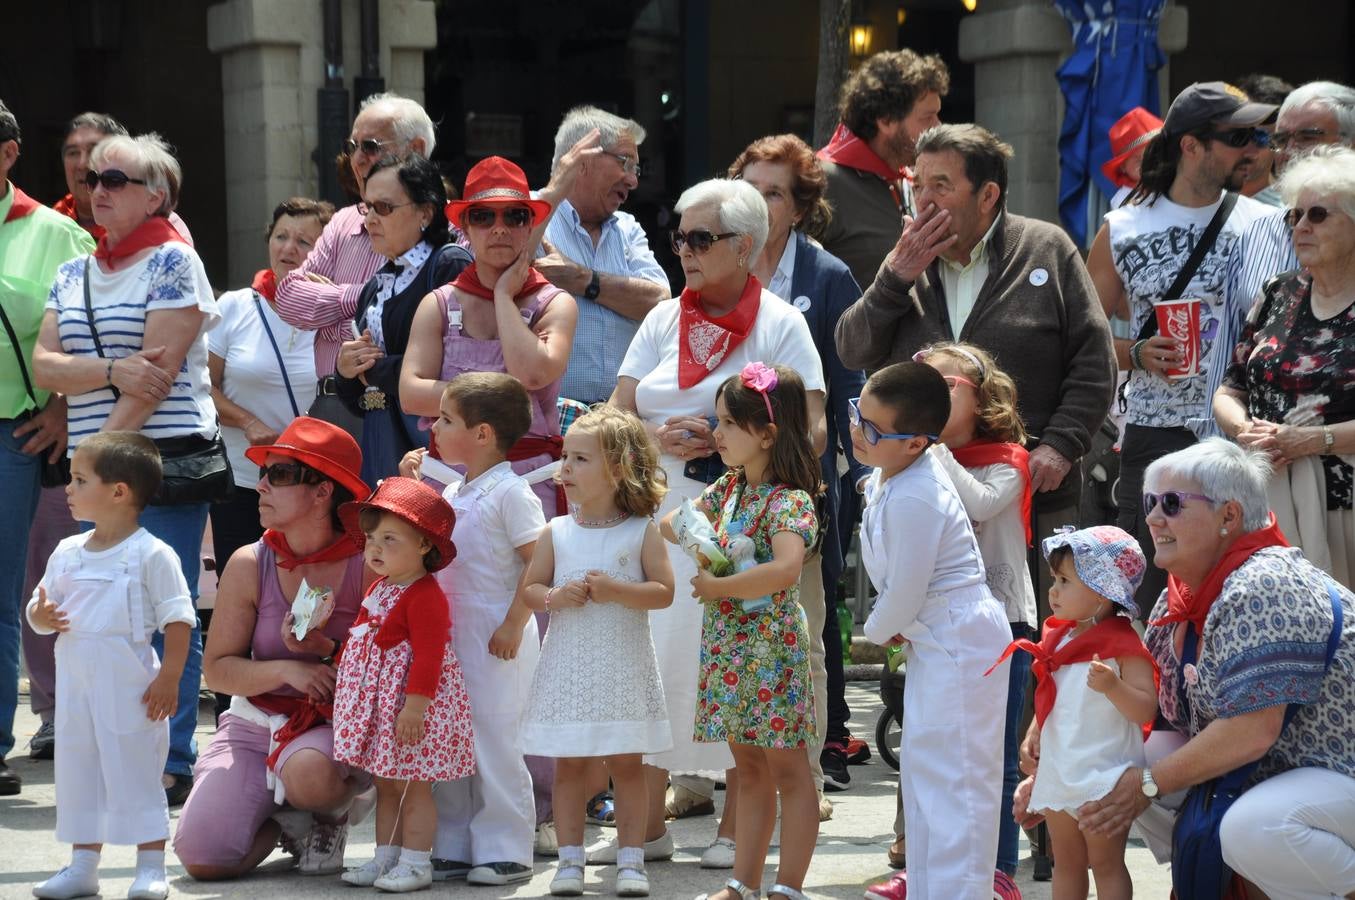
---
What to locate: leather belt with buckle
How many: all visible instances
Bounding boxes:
[317,376,340,397]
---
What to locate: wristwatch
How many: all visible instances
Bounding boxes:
[1140,767,1160,799]
[1323,425,1335,452]
[583,269,601,301]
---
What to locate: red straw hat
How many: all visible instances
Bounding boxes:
[1101,107,1164,187]
[244,416,370,500]
[445,156,553,226]
[339,477,457,571]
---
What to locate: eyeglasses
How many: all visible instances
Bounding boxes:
[605,152,643,177]
[1199,128,1269,149]
[848,398,938,446]
[465,206,533,229]
[1284,205,1332,228]
[344,138,397,157]
[83,169,147,191]
[670,229,738,254]
[943,374,978,391]
[357,199,415,217]
[258,462,325,488]
[1142,490,1216,518]
[1271,127,1332,150]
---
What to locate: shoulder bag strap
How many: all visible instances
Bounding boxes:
[82,256,121,400]
[252,293,302,419]
[1133,191,1240,343]
[0,301,40,408]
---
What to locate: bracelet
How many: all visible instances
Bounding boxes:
[1323,425,1335,453]
[105,357,115,385]
[544,586,555,611]
[1129,339,1147,371]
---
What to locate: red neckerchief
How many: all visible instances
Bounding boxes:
[249,692,333,772]
[987,614,1157,736]
[252,268,278,302]
[1150,514,1289,635]
[817,123,907,211]
[451,261,552,302]
[93,215,185,263]
[53,193,104,238]
[677,275,762,389]
[950,440,1033,545]
[3,185,41,223]
[262,528,360,571]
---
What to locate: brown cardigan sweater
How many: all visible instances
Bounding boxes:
[834,212,1115,510]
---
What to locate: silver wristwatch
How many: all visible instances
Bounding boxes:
[1140,767,1160,799]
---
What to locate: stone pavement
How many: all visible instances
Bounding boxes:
[0,681,1172,899]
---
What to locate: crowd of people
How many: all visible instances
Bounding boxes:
[1,47,1353,900]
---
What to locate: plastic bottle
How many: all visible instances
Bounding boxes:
[726,522,772,612]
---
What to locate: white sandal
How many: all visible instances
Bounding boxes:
[768,884,808,900]
[696,877,761,900]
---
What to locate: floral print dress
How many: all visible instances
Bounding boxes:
[692,471,817,749]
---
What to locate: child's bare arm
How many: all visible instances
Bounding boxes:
[518,527,586,611]
[143,621,190,720]
[396,693,431,744]
[691,530,805,602]
[1087,653,1158,725]
[586,522,675,610]
[659,508,678,543]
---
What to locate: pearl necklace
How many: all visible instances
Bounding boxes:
[571,508,629,527]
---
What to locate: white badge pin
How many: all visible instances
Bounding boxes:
[1029,268,1049,287]
[793,295,812,312]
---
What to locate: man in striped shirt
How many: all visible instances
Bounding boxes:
[1198,80,1355,439]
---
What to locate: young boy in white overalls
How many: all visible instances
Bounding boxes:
[27,433,195,900]
[401,373,546,885]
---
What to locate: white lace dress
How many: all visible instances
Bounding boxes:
[521,515,672,757]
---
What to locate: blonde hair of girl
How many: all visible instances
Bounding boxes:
[917,342,1028,445]
[564,406,668,516]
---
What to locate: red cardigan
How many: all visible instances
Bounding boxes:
[350,574,451,697]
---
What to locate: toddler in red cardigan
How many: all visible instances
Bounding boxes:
[331,477,476,893]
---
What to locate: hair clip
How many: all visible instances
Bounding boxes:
[740,362,778,422]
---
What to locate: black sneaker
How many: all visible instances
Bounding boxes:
[29,722,55,760]
[0,758,20,796]
[820,743,850,792]
[164,773,193,807]
[466,861,532,885]
[431,859,472,881]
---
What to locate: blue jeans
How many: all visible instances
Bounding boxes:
[997,625,1034,875]
[0,419,43,760]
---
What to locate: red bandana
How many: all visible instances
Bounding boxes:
[252,268,278,303]
[450,261,552,302]
[951,440,1033,545]
[262,528,360,572]
[53,193,104,238]
[2,185,41,223]
[93,215,185,263]
[1150,514,1290,635]
[987,614,1157,736]
[677,275,762,389]
[817,124,908,210]
[249,692,334,772]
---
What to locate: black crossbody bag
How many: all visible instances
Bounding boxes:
[0,302,71,487]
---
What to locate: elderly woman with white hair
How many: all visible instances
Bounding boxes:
[1214,144,1355,589]
[33,132,221,807]
[610,178,825,894]
[1050,439,1355,899]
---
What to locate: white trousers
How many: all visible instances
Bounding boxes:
[434,600,540,866]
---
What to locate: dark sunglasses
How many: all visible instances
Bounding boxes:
[83,169,147,191]
[1284,205,1332,228]
[357,199,415,217]
[465,206,533,229]
[344,137,397,156]
[670,229,738,254]
[1271,127,1331,150]
[848,398,937,447]
[259,462,325,488]
[1199,128,1269,149]
[1142,490,1216,518]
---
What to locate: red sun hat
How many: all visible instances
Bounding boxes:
[445,156,553,227]
[1101,107,1164,187]
[339,477,457,571]
[244,416,370,501]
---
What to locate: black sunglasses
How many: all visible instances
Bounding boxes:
[670,229,738,254]
[1284,205,1332,228]
[1142,490,1216,518]
[344,138,397,157]
[83,169,147,191]
[465,206,533,229]
[1199,128,1269,149]
[259,462,325,488]
[357,199,415,218]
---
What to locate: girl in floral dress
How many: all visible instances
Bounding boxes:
[661,362,821,900]
[332,478,476,893]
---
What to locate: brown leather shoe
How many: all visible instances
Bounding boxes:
[887,833,906,869]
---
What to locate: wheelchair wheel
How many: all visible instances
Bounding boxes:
[875,705,901,771]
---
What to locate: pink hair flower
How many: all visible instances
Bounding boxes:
[740,362,779,421]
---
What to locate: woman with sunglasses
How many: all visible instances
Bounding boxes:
[1214,146,1355,590]
[334,155,472,485]
[32,132,220,807]
[1054,437,1355,900]
[174,418,378,880]
[610,177,825,871]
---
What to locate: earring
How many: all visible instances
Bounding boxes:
[738,257,745,268]
[1219,527,1228,536]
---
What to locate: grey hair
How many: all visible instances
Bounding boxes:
[1144,438,1272,532]
[90,133,181,216]
[1274,144,1355,219]
[359,92,436,155]
[1278,81,1355,142]
[674,178,769,261]
[0,99,19,144]
[65,112,127,140]
[552,105,646,170]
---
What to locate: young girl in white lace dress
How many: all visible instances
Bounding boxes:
[520,407,675,897]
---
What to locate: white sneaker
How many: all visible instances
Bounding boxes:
[373,862,432,893]
[299,819,348,875]
[586,831,674,865]
[534,821,559,857]
[616,866,650,897]
[32,867,99,900]
[126,868,169,900]
[271,808,313,861]
[700,837,736,869]
[549,863,584,896]
[341,856,395,887]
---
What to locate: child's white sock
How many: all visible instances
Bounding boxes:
[135,849,166,872]
[68,850,100,880]
[616,846,645,870]
[558,845,585,868]
[375,844,400,865]
[398,848,431,869]
[128,850,169,900]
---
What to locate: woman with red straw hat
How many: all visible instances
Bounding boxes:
[174,417,374,880]
[1101,107,1163,208]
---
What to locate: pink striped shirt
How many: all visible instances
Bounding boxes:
[275,204,383,377]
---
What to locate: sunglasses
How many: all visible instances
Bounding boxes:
[670,229,738,254]
[357,199,415,218]
[258,462,325,488]
[344,138,397,157]
[848,398,938,446]
[1199,128,1269,149]
[943,374,978,391]
[604,151,643,177]
[465,206,533,229]
[1142,490,1216,518]
[1271,127,1331,150]
[83,169,147,191]
[1284,205,1332,228]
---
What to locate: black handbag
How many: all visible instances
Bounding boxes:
[1169,578,1343,900]
[80,257,233,506]
[0,298,71,487]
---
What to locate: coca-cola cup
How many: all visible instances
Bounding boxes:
[1153,297,1201,379]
